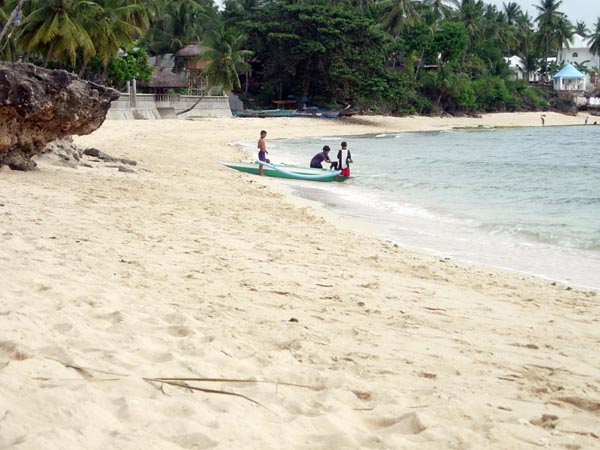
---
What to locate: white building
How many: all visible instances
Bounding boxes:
[556,34,600,91]
[505,55,556,83]
[506,55,526,80]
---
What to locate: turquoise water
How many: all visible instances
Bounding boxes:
[243,125,600,289]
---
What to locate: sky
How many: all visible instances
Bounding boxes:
[487,0,600,29]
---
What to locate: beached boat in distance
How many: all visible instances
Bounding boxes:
[233,109,297,118]
[292,108,340,118]
[221,161,346,182]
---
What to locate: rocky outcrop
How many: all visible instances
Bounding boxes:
[0,62,119,170]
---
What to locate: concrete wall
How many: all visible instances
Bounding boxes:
[175,96,233,119]
[107,93,232,120]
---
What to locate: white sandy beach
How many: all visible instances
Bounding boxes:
[1,112,599,450]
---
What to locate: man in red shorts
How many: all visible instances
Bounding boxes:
[336,141,353,178]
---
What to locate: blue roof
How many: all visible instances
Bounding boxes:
[553,63,585,78]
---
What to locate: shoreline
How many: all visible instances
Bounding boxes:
[235,116,600,292]
[1,112,599,449]
[281,179,600,291]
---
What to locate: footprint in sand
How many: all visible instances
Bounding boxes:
[0,341,28,367]
[367,412,427,434]
[166,325,194,338]
[139,351,174,363]
[51,322,74,334]
[168,433,217,450]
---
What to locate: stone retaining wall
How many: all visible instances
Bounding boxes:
[107,94,232,120]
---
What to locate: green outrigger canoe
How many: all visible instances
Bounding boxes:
[221,161,347,182]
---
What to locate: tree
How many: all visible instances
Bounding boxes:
[380,0,416,37]
[105,45,153,88]
[141,0,215,57]
[503,1,522,26]
[18,0,95,67]
[572,59,590,75]
[552,13,574,53]
[575,20,589,37]
[589,17,600,61]
[197,24,251,93]
[449,0,486,64]
[533,0,563,74]
[522,51,541,81]
[176,23,251,115]
[81,0,147,79]
[433,21,468,65]
[241,3,389,106]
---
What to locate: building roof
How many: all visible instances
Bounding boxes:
[175,44,208,58]
[553,63,585,79]
[137,68,188,88]
[506,55,524,70]
[563,34,592,49]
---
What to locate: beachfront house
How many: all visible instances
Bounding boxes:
[552,63,586,92]
[174,44,210,95]
[505,55,555,83]
[556,34,600,91]
[506,55,526,80]
[106,45,232,119]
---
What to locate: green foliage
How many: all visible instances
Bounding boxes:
[433,22,468,64]
[240,3,389,107]
[2,0,578,114]
[471,76,510,111]
[140,0,216,56]
[197,23,252,93]
[105,46,153,89]
[382,70,429,115]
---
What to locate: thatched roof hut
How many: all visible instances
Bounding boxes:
[175,44,203,57]
[175,44,210,71]
[137,68,188,93]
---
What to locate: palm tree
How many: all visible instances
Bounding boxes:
[197,25,251,93]
[575,20,589,37]
[523,51,541,81]
[222,0,260,24]
[589,65,600,87]
[533,0,563,74]
[417,0,451,27]
[573,59,590,74]
[503,1,521,26]
[176,24,252,115]
[449,0,486,63]
[142,0,212,57]
[496,12,518,56]
[380,0,416,37]
[552,13,574,53]
[590,17,600,59]
[18,0,95,67]
[82,0,147,79]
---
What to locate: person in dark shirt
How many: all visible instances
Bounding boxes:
[310,145,336,169]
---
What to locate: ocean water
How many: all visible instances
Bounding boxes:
[241,125,600,290]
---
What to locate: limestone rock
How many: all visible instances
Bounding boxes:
[0,62,119,170]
